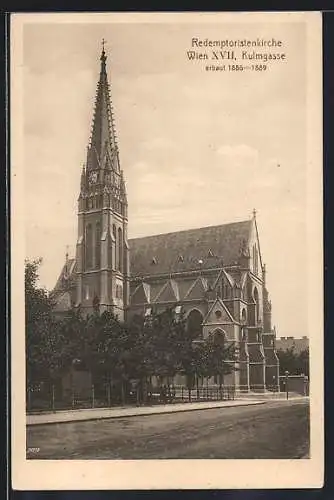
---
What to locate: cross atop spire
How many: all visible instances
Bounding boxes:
[252,208,257,219]
[100,38,107,62]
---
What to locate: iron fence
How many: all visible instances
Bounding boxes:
[173,385,236,402]
[26,382,236,412]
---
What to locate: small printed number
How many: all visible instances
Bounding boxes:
[28,447,40,453]
[252,64,267,71]
[228,65,244,71]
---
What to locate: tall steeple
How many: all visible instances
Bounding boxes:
[79,41,127,216]
[86,41,120,175]
[75,42,129,319]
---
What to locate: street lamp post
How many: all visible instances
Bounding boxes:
[285,370,289,400]
[303,374,309,396]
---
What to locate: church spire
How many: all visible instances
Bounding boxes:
[87,41,119,173]
[75,42,129,320]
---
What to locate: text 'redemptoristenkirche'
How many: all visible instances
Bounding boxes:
[188,37,286,64]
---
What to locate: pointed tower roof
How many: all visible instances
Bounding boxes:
[120,169,127,198]
[87,41,119,173]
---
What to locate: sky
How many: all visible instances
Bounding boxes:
[22,17,308,338]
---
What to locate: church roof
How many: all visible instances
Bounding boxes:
[129,220,252,277]
[52,258,76,296]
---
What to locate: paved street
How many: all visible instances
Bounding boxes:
[27,399,309,460]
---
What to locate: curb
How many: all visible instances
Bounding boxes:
[27,400,266,427]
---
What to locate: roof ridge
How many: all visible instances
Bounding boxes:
[129,219,251,242]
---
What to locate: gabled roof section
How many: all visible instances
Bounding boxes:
[184,276,207,300]
[214,269,235,288]
[149,282,165,302]
[130,282,150,305]
[203,297,235,324]
[240,271,248,290]
[249,211,264,276]
[154,279,179,303]
[52,258,76,295]
[253,212,263,270]
[129,220,252,277]
[176,279,196,300]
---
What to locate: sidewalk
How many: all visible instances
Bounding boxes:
[27,399,266,426]
[238,392,309,401]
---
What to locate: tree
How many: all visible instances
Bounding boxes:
[201,333,238,389]
[25,261,242,408]
[93,310,135,403]
[151,309,185,380]
[25,258,59,385]
[25,259,88,387]
[298,348,310,377]
[277,347,309,377]
[54,305,87,373]
[124,309,184,404]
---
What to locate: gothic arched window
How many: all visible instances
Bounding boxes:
[118,227,123,272]
[212,328,225,346]
[253,287,259,324]
[108,231,113,269]
[223,283,229,299]
[95,221,101,268]
[113,224,117,270]
[241,308,247,324]
[187,309,203,339]
[85,223,93,269]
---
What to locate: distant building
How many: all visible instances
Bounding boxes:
[276,336,309,354]
[52,46,280,393]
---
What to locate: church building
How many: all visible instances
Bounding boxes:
[52,46,280,393]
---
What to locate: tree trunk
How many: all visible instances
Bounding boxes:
[107,382,111,407]
[167,377,171,403]
[136,384,140,406]
[143,377,149,405]
[121,381,126,406]
[219,374,223,400]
